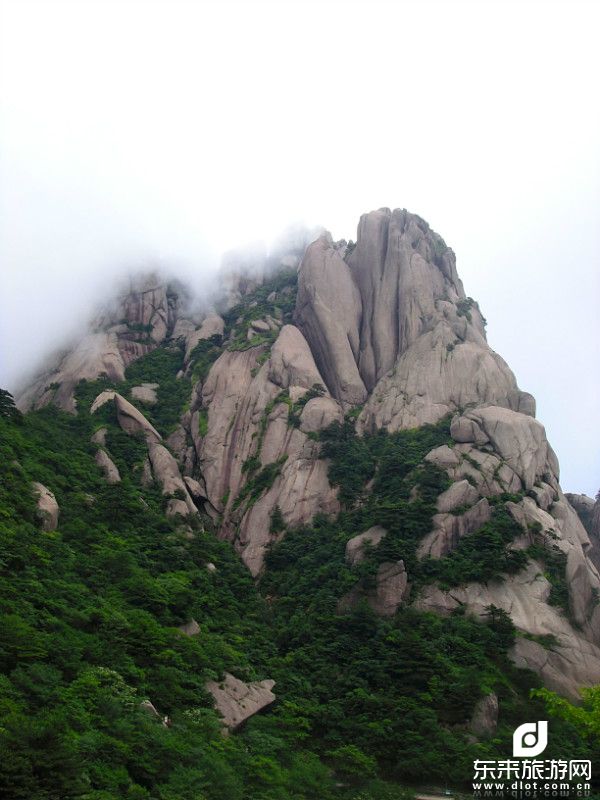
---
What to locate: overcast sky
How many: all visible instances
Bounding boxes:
[0,0,598,495]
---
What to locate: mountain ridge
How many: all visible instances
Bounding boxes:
[3,207,599,797]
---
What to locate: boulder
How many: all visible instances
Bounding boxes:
[131,383,158,405]
[345,526,387,566]
[32,482,59,531]
[91,427,108,446]
[267,325,327,392]
[95,449,121,484]
[147,441,197,515]
[115,394,161,442]
[90,391,117,414]
[339,560,408,617]
[205,673,276,730]
[177,619,200,637]
[436,479,480,513]
[299,396,343,433]
[418,498,491,559]
[450,407,557,491]
[469,693,498,738]
[424,444,460,470]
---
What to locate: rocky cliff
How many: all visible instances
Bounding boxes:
[15,207,600,701]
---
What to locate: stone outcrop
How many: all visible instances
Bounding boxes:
[345,526,387,567]
[415,559,600,700]
[177,619,200,637]
[469,693,498,738]
[13,207,600,702]
[339,560,409,616]
[205,673,276,730]
[95,449,121,484]
[418,499,491,559]
[32,482,59,531]
[294,234,366,406]
[16,275,191,413]
[449,407,559,491]
[131,384,158,405]
[197,325,340,575]
[147,441,197,516]
[115,394,161,442]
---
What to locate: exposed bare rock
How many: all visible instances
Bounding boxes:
[139,700,162,719]
[357,329,528,433]
[141,458,153,487]
[115,394,161,442]
[147,441,197,515]
[236,434,339,576]
[295,234,366,406]
[205,673,276,730]
[183,313,225,367]
[95,449,121,484]
[90,391,117,415]
[339,560,408,616]
[567,493,600,572]
[131,384,158,405]
[424,444,460,470]
[250,319,270,333]
[91,427,108,446]
[198,334,339,575]
[166,424,189,466]
[183,476,207,501]
[32,482,59,531]
[299,396,343,434]
[166,499,192,517]
[347,208,469,391]
[506,497,558,537]
[415,561,600,700]
[17,333,126,413]
[177,618,200,636]
[418,498,491,559]
[436,480,480,513]
[267,324,326,392]
[17,274,189,412]
[450,407,558,491]
[449,445,522,497]
[450,415,489,445]
[469,693,498,738]
[345,526,387,566]
[372,561,409,616]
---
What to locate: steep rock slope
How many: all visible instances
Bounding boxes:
[13,208,600,702]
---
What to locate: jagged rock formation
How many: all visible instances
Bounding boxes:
[32,481,60,531]
[94,448,121,484]
[15,207,600,701]
[16,275,193,413]
[205,673,276,730]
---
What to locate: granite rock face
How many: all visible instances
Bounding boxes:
[14,207,600,701]
[205,673,276,730]
[95,448,121,484]
[32,482,60,531]
[17,275,192,413]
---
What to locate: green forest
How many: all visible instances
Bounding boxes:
[0,277,598,798]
